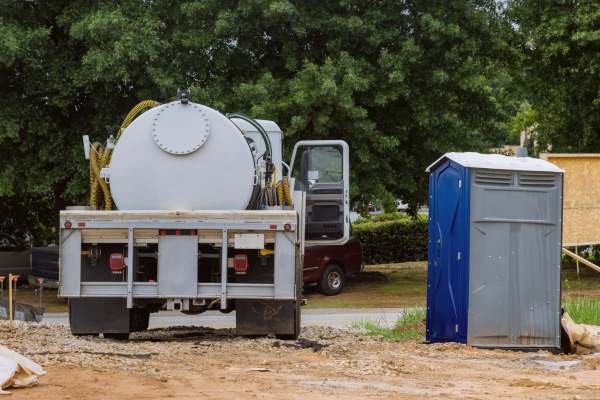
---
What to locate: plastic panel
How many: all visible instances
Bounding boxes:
[426,160,470,343]
[468,170,562,348]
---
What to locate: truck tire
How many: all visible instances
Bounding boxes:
[275,299,300,340]
[319,264,345,296]
[69,298,132,338]
[130,308,150,332]
[276,251,302,340]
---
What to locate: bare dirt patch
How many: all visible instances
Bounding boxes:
[1,321,600,399]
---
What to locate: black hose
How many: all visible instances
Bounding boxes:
[226,113,273,160]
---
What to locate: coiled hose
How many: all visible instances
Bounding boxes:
[276,177,292,207]
[89,100,159,210]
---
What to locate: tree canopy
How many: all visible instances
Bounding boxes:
[1,1,520,247]
[509,1,600,153]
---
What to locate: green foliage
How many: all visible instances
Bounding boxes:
[507,101,537,144]
[564,297,600,326]
[353,211,411,225]
[353,216,428,264]
[0,1,518,246]
[509,2,600,151]
[352,307,426,341]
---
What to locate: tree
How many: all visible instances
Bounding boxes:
[509,1,600,152]
[0,1,518,246]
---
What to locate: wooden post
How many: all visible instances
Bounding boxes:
[8,274,13,330]
[563,248,600,273]
[575,245,580,279]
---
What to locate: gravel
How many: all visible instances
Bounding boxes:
[0,320,379,379]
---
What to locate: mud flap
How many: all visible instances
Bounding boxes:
[69,298,149,335]
[236,300,299,338]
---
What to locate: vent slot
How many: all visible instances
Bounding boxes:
[474,170,512,186]
[518,173,555,188]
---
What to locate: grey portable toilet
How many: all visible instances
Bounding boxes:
[425,152,564,349]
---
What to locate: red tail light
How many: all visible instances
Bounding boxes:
[233,254,249,274]
[109,253,125,273]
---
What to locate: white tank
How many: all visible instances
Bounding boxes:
[107,100,256,210]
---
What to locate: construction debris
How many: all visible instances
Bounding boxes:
[0,345,46,394]
[561,312,600,354]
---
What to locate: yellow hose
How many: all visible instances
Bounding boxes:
[282,176,291,205]
[276,181,283,205]
[89,100,158,210]
[275,177,292,207]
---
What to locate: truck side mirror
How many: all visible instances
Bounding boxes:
[289,140,350,245]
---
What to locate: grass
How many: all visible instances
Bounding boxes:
[562,261,600,299]
[304,261,427,309]
[352,308,426,341]
[564,297,600,325]
[8,286,67,313]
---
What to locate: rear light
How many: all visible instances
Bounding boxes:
[284,223,291,231]
[64,221,72,229]
[233,254,249,275]
[109,253,126,274]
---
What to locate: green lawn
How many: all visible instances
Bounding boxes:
[8,286,67,313]
[304,261,427,309]
[562,261,600,299]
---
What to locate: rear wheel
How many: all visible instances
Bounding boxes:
[319,264,345,296]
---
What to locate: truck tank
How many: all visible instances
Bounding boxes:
[106,100,257,210]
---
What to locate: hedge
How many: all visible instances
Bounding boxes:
[353,216,428,265]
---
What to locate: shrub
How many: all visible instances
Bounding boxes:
[353,212,409,225]
[353,215,428,264]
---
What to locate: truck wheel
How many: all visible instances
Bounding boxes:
[319,264,345,296]
[275,299,301,340]
[130,308,150,332]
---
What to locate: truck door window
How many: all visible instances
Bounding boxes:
[292,146,343,190]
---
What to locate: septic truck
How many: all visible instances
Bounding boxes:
[58,92,349,339]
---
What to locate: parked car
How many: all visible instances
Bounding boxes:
[28,247,59,288]
[0,250,31,283]
[303,238,363,295]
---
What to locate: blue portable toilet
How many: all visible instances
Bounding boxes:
[425,152,563,349]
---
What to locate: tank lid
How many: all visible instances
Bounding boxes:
[152,101,210,155]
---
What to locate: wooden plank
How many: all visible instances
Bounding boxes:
[81,228,275,244]
[540,153,600,246]
[61,209,296,222]
[562,248,600,274]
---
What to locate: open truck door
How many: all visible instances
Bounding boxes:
[290,140,350,245]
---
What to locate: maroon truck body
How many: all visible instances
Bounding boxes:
[303,238,363,295]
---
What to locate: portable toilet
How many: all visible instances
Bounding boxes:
[425,152,563,349]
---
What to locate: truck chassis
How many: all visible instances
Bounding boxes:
[59,203,305,339]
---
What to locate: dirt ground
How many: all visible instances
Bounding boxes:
[2,321,600,399]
